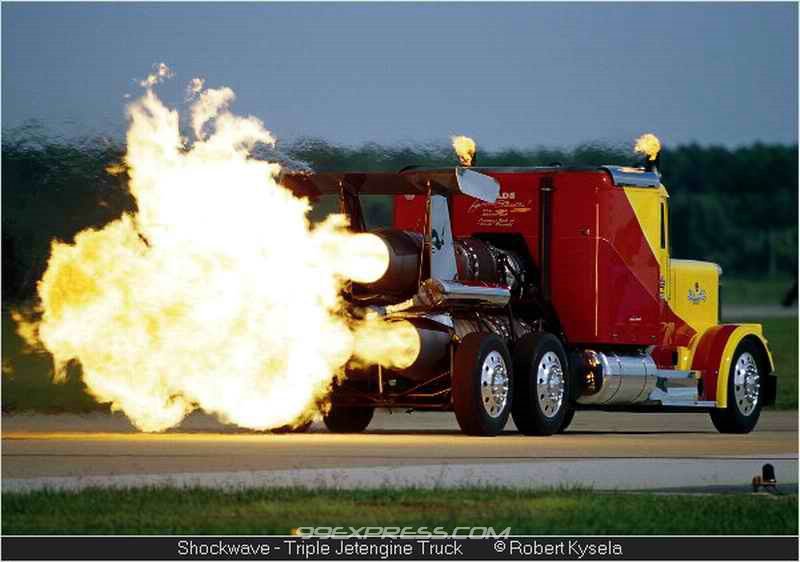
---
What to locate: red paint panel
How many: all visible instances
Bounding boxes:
[451,173,540,242]
[603,191,660,299]
[594,186,659,343]
[691,324,737,402]
[550,234,596,342]
[393,194,427,233]
[650,303,699,369]
[650,346,677,369]
[659,304,697,348]
[547,173,599,343]
[593,239,660,344]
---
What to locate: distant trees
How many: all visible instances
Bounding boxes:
[663,144,797,277]
[2,129,796,304]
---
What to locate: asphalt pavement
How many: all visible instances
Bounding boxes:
[2,410,796,493]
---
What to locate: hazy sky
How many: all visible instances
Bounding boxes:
[3,2,798,149]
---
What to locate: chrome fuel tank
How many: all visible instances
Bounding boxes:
[577,351,658,406]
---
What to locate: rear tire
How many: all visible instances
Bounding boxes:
[512,332,572,436]
[323,405,374,433]
[452,332,513,436]
[710,339,763,434]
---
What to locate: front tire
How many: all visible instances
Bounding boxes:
[557,407,576,433]
[323,405,374,433]
[710,339,763,434]
[452,332,513,436]
[512,332,572,436]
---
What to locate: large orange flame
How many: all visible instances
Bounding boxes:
[19,65,419,432]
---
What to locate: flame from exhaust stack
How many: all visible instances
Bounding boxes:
[451,135,476,167]
[20,66,419,432]
[139,62,173,88]
[634,133,661,161]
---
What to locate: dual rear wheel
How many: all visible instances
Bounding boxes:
[452,333,514,436]
[321,330,573,437]
[452,331,572,436]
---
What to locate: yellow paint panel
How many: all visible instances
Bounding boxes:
[676,345,694,371]
[623,185,671,302]
[670,259,720,334]
[623,185,667,260]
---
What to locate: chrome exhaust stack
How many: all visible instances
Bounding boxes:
[418,278,511,308]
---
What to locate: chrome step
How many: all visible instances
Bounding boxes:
[649,369,710,407]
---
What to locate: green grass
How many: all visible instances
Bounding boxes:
[723,277,795,306]
[2,487,796,535]
[760,317,798,409]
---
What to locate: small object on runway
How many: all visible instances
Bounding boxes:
[752,463,778,493]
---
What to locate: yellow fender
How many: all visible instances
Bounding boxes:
[716,325,774,408]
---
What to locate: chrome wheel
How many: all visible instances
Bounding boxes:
[733,351,759,416]
[537,351,565,418]
[480,350,509,418]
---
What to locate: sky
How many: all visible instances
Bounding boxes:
[2,2,798,150]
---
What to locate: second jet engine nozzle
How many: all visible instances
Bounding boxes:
[399,321,452,380]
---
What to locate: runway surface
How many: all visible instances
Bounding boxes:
[3,410,797,492]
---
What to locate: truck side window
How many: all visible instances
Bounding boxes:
[660,202,666,249]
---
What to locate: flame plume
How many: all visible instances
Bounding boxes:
[634,133,661,161]
[451,135,476,167]
[22,66,418,432]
